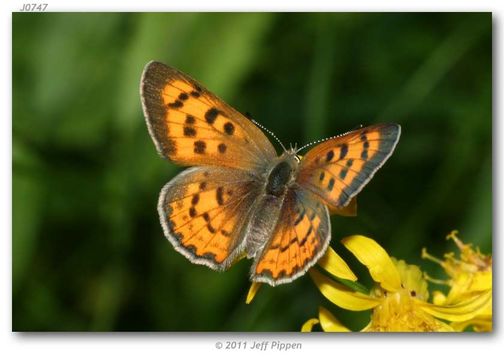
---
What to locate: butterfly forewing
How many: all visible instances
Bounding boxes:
[297,124,401,209]
[141,61,277,171]
[159,166,261,270]
[252,188,331,286]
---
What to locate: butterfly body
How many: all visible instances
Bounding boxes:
[241,151,300,258]
[141,61,401,286]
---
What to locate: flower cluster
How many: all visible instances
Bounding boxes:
[422,231,492,331]
[301,233,492,332]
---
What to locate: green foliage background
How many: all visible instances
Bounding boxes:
[12,13,491,331]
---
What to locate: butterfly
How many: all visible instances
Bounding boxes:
[140,61,401,286]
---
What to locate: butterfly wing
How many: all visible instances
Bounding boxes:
[297,124,401,208]
[252,188,331,286]
[159,166,262,270]
[141,61,277,171]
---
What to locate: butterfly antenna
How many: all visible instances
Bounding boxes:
[251,118,287,152]
[297,134,343,154]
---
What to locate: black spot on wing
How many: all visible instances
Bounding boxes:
[339,143,348,160]
[201,252,217,262]
[328,178,335,191]
[224,122,235,135]
[207,223,217,234]
[216,187,225,205]
[218,143,227,153]
[205,107,220,124]
[326,150,334,162]
[168,100,183,109]
[185,115,196,124]
[194,140,206,154]
[184,126,196,137]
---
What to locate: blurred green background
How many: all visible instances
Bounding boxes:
[12,12,491,331]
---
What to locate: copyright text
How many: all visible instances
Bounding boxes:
[215,340,302,351]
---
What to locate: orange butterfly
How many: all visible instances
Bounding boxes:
[140,61,401,286]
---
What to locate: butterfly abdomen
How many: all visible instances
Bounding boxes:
[244,193,284,258]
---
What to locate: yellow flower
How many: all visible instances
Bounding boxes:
[303,235,491,332]
[422,230,492,332]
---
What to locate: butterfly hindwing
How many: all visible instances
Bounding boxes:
[252,188,331,286]
[297,124,401,208]
[159,166,261,270]
[141,61,277,171]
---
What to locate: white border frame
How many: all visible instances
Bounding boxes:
[2,2,502,360]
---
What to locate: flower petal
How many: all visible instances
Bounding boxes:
[430,319,457,332]
[301,318,319,332]
[318,306,351,332]
[342,235,401,291]
[432,290,447,306]
[418,290,492,322]
[469,271,492,292]
[451,314,493,332]
[310,269,379,310]
[317,246,357,281]
[246,282,262,304]
[363,316,455,332]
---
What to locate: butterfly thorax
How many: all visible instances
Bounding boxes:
[265,151,300,197]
